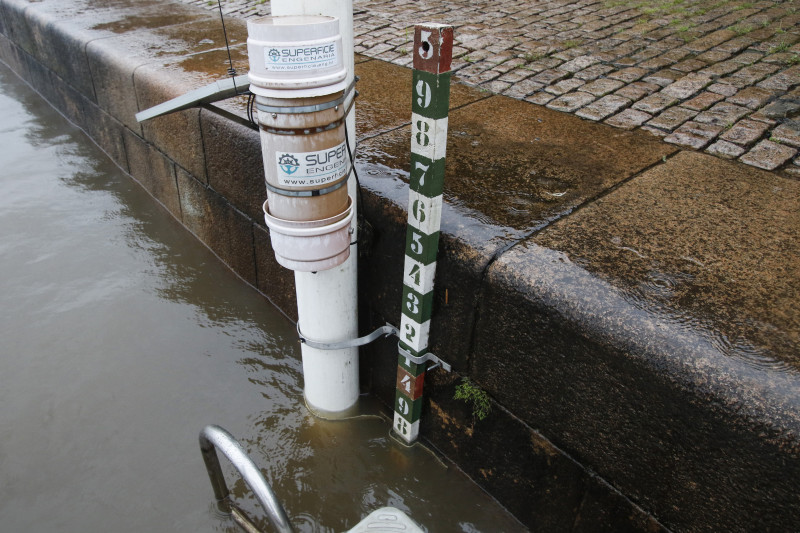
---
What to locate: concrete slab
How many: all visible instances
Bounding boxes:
[533,151,800,371]
[81,97,129,173]
[1,0,39,58]
[359,95,676,233]
[122,128,181,219]
[253,224,297,322]
[135,44,250,182]
[176,167,257,286]
[0,34,29,90]
[7,0,208,103]
[87,15,246,133]
[354,58,488,140]
[0,1,7,35]
[198,108,264,222]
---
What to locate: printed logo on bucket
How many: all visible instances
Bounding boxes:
[263,40,338,72]
[277,154,299,175]
[275,142,348,188]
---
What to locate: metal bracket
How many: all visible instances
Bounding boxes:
[255,76,359,115]
[398,345,452,373]
[296,323,451,373]
[297,323,398,351]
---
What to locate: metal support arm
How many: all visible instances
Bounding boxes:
[297,323,451,372]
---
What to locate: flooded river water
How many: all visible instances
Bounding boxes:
[0,62,522,532]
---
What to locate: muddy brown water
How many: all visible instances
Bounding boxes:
[0,63,523,532]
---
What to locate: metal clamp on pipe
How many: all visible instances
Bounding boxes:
[297,323,399,350]
[398,345,452,373]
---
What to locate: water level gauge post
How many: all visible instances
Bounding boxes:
[393,23,453,444]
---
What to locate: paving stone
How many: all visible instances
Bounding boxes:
[503,78,545,98]
[638,56,675,70]
[719,119,771,146]
[683,91,726,111]
[756,98,800,120]
[672,58,707,73]
[526,91,556,105]
[614,80,660,101]
[545,77,587,95]
[575,94,631,121]
[698,60,743,77]
[724,62,782,86]
[642,69,684,87]
[705,139,747,159]
[739,139,798,170]
[574,63,614,81]
[580,78,625,97]
[604,108,652,130]
[482,79,512,93]
[608,66,648,83]
[757,65,800,91]
[695,102,751,127]
[499,68,535,83]
[632,92,679,114]
[730,50,764,64]
[661,73,713,99]
[726,86,777,109]
[664,121,724,149]
[645,106,698,132]
[546,91,596,112]
[707,82,739,96]
[695,49,731,63]
[558,54,601,73]
[770,119,800,148]
[532,68,569,84]
[686,29,738,52]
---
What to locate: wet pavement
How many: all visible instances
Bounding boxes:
[185,0,800,175]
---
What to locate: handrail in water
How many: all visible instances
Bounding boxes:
[199,425,294,533]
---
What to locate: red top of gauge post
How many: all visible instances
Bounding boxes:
[413,24,454,74]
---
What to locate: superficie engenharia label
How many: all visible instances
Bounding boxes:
[275,142,348,188]
[264,40,338,72]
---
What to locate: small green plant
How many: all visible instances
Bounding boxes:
[454,378,492,422]
[786,54,800,66]
[562,39,583,50]
[770,41,791,54]
[522,51,545,62]
[463,55,475,63]
[769,135,782,144]
[729,23,753,35]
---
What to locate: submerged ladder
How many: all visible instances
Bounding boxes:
[199,425,424,533]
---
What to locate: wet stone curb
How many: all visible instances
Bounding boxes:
[2,1,799,532]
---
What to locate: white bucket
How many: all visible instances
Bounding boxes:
[263,196,354,272]
[247,15,348,98]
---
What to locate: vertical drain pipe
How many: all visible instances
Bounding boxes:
[248,3,359,415]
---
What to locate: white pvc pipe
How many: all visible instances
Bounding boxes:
[272,0,359,414]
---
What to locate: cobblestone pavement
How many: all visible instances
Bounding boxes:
[183,0,800,175]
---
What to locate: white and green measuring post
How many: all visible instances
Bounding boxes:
[393,24,454,444]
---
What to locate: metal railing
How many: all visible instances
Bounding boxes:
[199,425,294,533]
